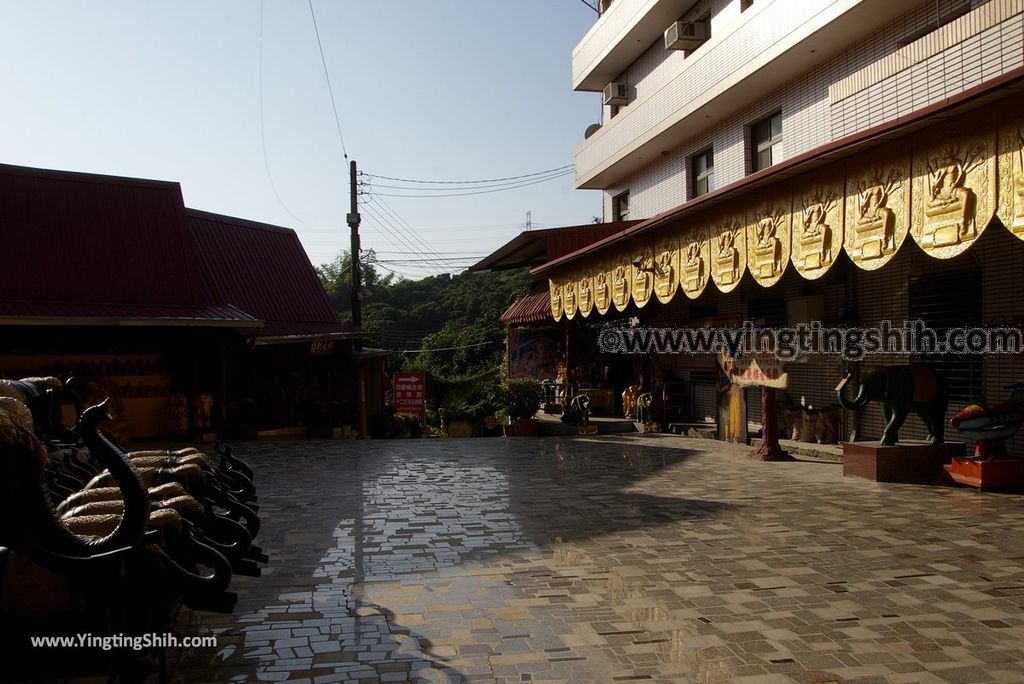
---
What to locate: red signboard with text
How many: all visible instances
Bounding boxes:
[393,372,426,421]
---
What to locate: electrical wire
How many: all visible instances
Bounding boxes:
[365,168,573,193]
[308,0,349,160]
[361,203,451,276]
[258,0,305,223]
[363,164,573,185]
[369,197,467,273]
[362,202,453,274]
[368,169,574,198]
[395,341,495,354]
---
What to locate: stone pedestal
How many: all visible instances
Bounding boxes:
[842,441,966,483]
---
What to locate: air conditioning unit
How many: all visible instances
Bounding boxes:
[664,20,709,50]
[603,82,629,106]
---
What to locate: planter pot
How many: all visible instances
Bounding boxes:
[505,418,539,437]
[447,420,474,438]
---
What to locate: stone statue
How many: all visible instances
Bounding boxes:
[837,365,948,446]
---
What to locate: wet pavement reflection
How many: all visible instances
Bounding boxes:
[173,435,1024,683]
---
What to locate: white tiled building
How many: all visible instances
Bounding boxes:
[574,0,1021,222]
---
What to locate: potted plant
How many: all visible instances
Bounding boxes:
[503,378,542,437]
[443,403,475,438]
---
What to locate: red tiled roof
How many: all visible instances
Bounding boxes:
[186,209,345,339]
[0,164,256,327]
[500,286,553,326]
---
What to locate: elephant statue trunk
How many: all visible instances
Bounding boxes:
[836,369,868,411]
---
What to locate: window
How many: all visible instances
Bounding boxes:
[692,148,714,197]
[909,269,983,402]
[750,111,783,173]
[613,191,630,221]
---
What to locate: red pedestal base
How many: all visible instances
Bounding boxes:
[944,457,1024,490]
[842,441,966,483]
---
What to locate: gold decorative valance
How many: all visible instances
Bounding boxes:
[910,109,996,260]
[746,191,791,288]
[793,168,843,279]
[998,93,1024,239]
[547,98,1009,320]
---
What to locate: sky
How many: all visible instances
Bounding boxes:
[0,1,603,278]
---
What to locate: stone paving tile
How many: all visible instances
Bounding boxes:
[169,436,1024,683]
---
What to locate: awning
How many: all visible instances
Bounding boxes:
[500,287,555,326]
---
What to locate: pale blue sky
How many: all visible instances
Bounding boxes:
[0,1,602,277]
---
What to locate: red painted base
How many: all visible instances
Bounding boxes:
[944,457,1024,490]
[578,424,599,435]
[842,441,966,483]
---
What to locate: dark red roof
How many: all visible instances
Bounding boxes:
[470,221,638,272]
[500,285,553,326]
[0,164,257,327]
[186,209,344,339]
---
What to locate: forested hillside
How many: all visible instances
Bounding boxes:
[317,251,531,418]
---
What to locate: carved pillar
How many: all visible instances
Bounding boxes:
[748,387,794,461]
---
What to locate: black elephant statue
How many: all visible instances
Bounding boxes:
[837,365,948,446]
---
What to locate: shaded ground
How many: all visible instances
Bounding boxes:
[171,435,1024,683]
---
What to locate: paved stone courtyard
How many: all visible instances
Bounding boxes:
[172,436,1024,683]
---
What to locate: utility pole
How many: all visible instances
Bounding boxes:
[347,160,362,337]
[346,160,368,439]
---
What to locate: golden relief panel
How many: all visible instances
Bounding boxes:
[653,233,680,305]
[610,257,632,312]
[680,224,710,300]
[792,170,843,280]
[710,212,746,293]
[577,268,595,318]
[562,277,577,320]
[549,279,563,321]
[746,191,791,288]
[593,259,612,315]
[911,111,996,259]
[631,246,655,308]
[997,96,1024,238]
[844,144,910,271]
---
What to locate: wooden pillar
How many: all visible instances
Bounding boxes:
[356,362,368,439]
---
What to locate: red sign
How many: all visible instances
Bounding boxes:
[393,372,426,421]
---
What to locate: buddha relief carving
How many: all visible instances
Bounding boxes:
[998,111,1024,237]
[563,280,577,317]
[594,268,611,313]
[753,215,782,278]
[611,262,631,311]
[654,250,674,300]
[682,235,708,297]
[797,186,838,276]
[855,171,898,260]
[911,115,995,259]
[922,142,983,247]
[711,214,745,292]
[746,197,790,287]
[632,254,653,306]
[549,280,563,320]
[578,273,593,316]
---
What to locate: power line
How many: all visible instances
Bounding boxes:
[308,0,349,160]
[363,164,573,185]
[361,203,452,276]
[365,168,573,193]
[576,0,599,13]
[258,0,305,224]
[369,169,574,198]
[394,341,496,354]
[369,197,467,273]
[362,201,454,274]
